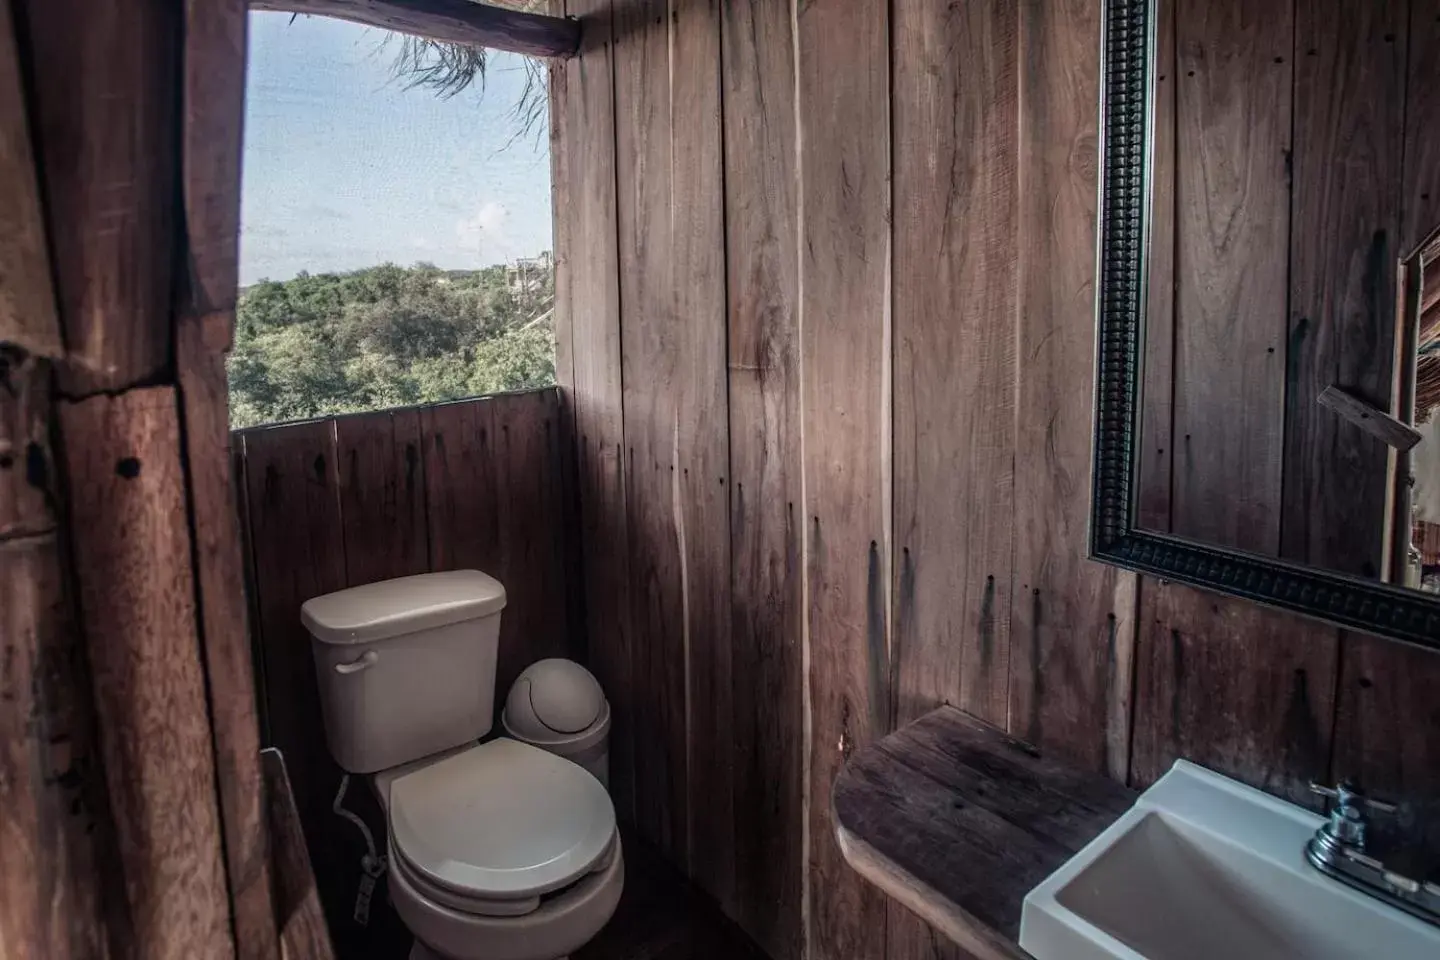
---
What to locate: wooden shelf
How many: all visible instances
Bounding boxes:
[831,707,1135,960]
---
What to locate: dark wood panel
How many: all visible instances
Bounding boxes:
[796,0,893,955]
[18,0,178,394]
[494,389,575,694]
[0,0,60,359]
[0,534,122,959]
[337,408,430,588]
[0,352,55,540]
[1331,634,1440,858]
[1131,580,1337,806]
[422,399,501,575]
[1281,0,1408,576]
[1010,0,1136,780]
[177,312,280,960]
[58,387,233,958]
[1169,0,1291,555]
[238,418,360,952]
[1136,0,1177,533]
[1402,0,1440,253]
[834,708,1135,960]
[720,0,802,953]
[262,749,336,960]
[554,0,635,825]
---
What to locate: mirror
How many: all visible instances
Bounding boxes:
[1090,0,1440,646]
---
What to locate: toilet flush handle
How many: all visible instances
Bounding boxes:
[334,650,379,675]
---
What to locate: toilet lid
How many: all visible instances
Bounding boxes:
[388,738,616,899]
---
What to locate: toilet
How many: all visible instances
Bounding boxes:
[301,569,624,960]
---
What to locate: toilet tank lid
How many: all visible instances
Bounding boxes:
[302,570,506,645]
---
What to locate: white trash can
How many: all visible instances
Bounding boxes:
[502,658,612,789]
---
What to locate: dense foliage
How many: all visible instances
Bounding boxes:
[228,261,555,427]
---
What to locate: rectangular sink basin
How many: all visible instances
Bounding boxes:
[1020,761,1440,960]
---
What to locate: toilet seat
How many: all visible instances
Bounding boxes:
[388,738,617,912]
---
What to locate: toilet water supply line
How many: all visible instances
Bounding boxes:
[334,774,387,926]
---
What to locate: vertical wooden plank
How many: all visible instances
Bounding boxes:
[0,0,61,358]
[1169,0,1291,555]
[0,535,123,959]
[1010,0,1135,780]
[1136,0,1176,532]
[59,387,233,960]
[177,313,280,960]
[261,749,336,960]
[556,0,635,824]
[240,419,355,950]
[720,0,801,952]
[613,0,732,894]
[422,398,500,575]
[1401,2,1440,255]
[180,0,248,319]
[336,408,429,588]
[1281,0,1407,577]
[1,351,55,540]
[1130,581,1338,806]
[18,0,178,394]
[796,0,892,955]
[1331,635,1440,858]
[493,389,575,695]
[893,0,1017,732]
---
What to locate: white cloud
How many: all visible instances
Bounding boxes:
[455,201,517,263]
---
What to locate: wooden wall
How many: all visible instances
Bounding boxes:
[552,1,1440,959]
[1140,0,1433,581]
[233,388,580,956]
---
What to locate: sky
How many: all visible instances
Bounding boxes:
[239,12,552,285]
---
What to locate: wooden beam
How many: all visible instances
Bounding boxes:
[251,0,581,58]
[1318,384,1422,452]
[262,749,336,960]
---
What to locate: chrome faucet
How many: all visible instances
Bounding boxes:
[1306,781,1440,926]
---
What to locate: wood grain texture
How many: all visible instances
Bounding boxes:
[1009,0,1136,780]
[613,0,732,891]
[0,534,123,959]
[1136,0,1177,533]
[261,749,336,960]
[796,0,893,955]
[0,0,61,359]
[1331,635,1440,859]
[0,351,55,541]
[720,0,802,953]
[59,387,233,960]
[1168,0,1292,555]
[181,0,248,319]
[337,408,430,588]
[892,0,1017,732]
[251,0,582,57]
[1130,580,1338,806]
[1317,384,1422,451]
[553,0,635,824]
[19,0,178,394]
[1401,1,1440,254]
[494,389,576,692]
[1281,0,1408,577]
[238,419,357,950]
[177,313,280,960]
[833,707,1134,960]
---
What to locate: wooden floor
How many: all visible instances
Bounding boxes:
[345,828,769,960]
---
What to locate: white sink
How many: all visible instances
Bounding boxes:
[1020,761,1440,960]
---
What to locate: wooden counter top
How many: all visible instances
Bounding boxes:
[831,707,1135,960]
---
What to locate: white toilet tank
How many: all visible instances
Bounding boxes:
[302,570,506,774]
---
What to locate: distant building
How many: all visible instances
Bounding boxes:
[508,251,553,294]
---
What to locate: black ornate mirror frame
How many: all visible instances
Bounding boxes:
[1089,0,1440,648]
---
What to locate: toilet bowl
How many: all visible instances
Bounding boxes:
[302,571,624,960]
